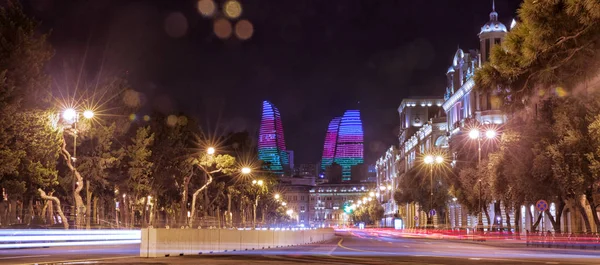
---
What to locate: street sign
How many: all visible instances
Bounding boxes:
[536,200,549,212]
[414,216,419,221]
[430,209,436,216]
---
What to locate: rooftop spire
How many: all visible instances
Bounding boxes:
[489,0,498,21]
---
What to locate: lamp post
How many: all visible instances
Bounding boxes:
[252,179,263,229]
[424,154,444,229]
[468,128,497,232]
[62,108,94,228]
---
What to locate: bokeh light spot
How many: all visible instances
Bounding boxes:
[167,115,178,127]
[555,87,567,97]
[235,19,254,40]
[143,115,150,122]
[123,90,141,107]
[223,0,242,19]
[213,18,232,39]
[178,116,188,126]
[129,114,137,121]
[164,12,188,38]
[197,0,216,17]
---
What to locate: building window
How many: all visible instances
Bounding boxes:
[301,196,305,201]
[300,206,305,211]
[293,196,297,201]
[494,38,501,45]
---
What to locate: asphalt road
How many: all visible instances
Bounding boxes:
[3,230,600,265]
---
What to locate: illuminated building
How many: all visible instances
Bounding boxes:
[320,110,364,181]
[258,101,289,175]
[320,117,341,171]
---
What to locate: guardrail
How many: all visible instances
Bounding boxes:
[140,227,336,258]
[0,229,141,249]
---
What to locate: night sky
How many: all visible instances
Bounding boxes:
[23,0,521,165]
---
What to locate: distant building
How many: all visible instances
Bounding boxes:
[309,183,375,227]
[258,101,289,175]
[278,183,312,226]
[294,163,319,178]
[350,163,367,183]
[321,117,342,171]
[396,97,448,228]
[325,163,343,184]
[376,146,399,227]
[287,150,295,171]
[366,165,377,183]
[320,110,364,181]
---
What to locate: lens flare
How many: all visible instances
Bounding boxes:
[223,0,242,19]
[197,0,216,17]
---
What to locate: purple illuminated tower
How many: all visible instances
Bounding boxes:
[321,110,364,180]
[258,101,289,175]
[321,117,341,171]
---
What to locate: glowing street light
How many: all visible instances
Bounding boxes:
[467,126,498,232]
[485,129,497,139]
[468,129,480,139]
[241,167,252,175]
[207,147,216,155]
[286,209,293,216]
[281,202,287,206]
[423,154,444,229]
[379,186,386,191]
[63,108,77,122]
[274,193,280,200]
[386,185,392,190]
[82,110,95,119]
[369,191,375,197]
[257,180,264,186]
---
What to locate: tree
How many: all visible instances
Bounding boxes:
[147,113,198,226]
[395,164,451,227]
[189,153,236,227]
[0,2,56,226]
[475,0,600,110]
[125,126,154,227]
[352,200,384,226]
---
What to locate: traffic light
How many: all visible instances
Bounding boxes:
[343,202,353,214]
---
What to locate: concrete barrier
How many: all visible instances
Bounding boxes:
[140,228,335,258]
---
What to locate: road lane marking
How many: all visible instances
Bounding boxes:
[336,238,386,254]
[16,255,137,265]
[0,255,49,260]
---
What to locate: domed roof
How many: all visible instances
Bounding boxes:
[479,2,507,35]
[452,48,464,66]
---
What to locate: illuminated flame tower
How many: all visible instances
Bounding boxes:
[258,101,289,175]
[321,110,364,180]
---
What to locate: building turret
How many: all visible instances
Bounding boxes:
[479,0,507,63]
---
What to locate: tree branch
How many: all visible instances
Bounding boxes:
[38,189,69,229]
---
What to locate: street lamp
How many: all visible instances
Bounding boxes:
[83,110,95,119]
[274,193,280,200]
[241,167,252,175]
[63,108,77,122]
[251,179,264,229]
[207,147,216,155]
[424,154,444,229]
[468,127,497,232]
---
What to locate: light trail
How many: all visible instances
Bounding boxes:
[0,230,140,236]
[0,239,140,249]
[0,230,141,249]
